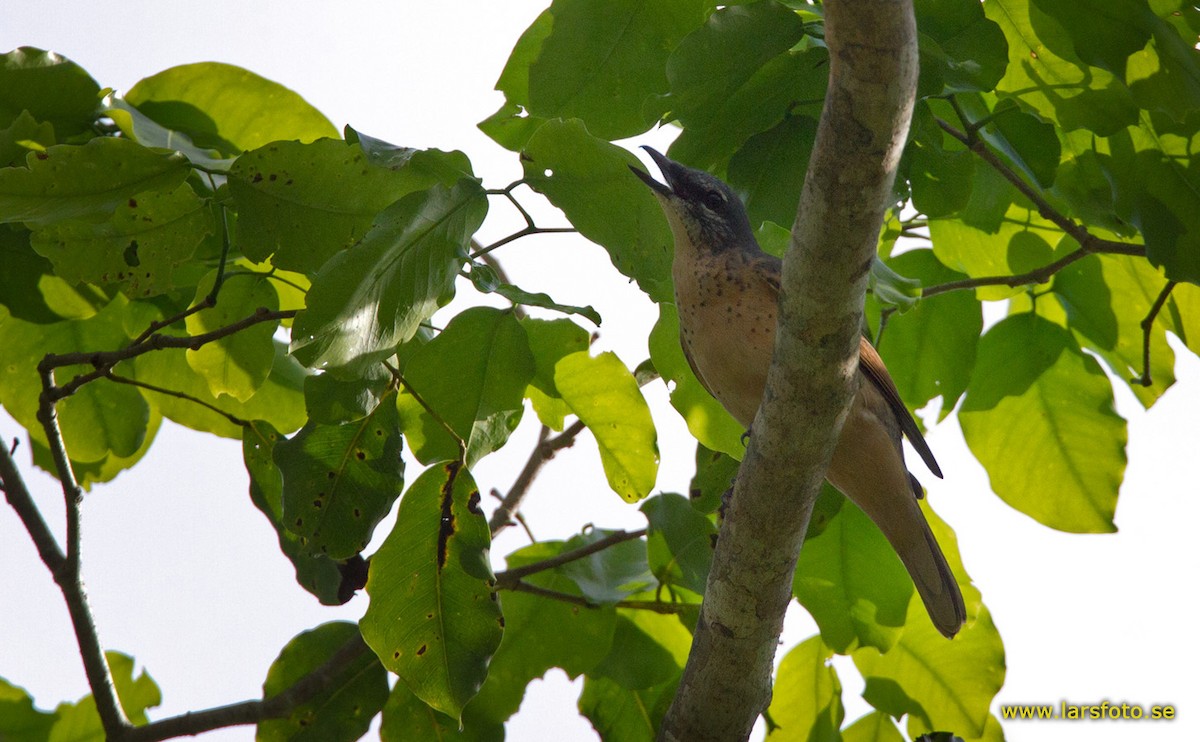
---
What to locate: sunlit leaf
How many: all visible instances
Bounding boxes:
[0,47,100,137]
[764,635,843,742]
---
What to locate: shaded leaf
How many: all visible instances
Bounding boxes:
[0,138,189,226]
[556,528,654,604]
[914,0,1009,94]
[361,463,502,723]
[275,392,405,560]
[522,119,673,303]
[843,711,905,742]
[0,47,100,137]
[526,0,709,140]
[243,420,346,604]
[520,317,590,430]
[258,622,388,742]
[46,653,160,742]
[0,677,58,742]
[641,492,715,596]
[396,307,534,467]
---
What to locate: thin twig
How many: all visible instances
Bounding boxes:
[494,527,648,586]
[104,372,249,428]
[922,113,1145,298]
[1134,280,1178,387]
[121,634,373,742]
[470,226,577,260]
[41,308,297,402]
[489,421,586,536]
[503,580,689,615]
[35,366,130,735]
[385,363,467,462]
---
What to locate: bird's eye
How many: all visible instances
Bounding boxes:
[703,189,726,211]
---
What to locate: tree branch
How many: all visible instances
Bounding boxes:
[661,1,920,739]
[493,527,647,587]
[1,435,66,576]
[502,580,688,615]
[1135,280,1178,387]
[489,421,586,536]
[120,633,373,742]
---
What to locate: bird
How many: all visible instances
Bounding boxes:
[630,146,966,639]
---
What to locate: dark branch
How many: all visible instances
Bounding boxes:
[1,434,66,575]
[503,580,689,615]
[494,527,648,587]
[1135,280,1178,387]
[104,372,249,428]
[489,421,586,536]
[121,634,373,742]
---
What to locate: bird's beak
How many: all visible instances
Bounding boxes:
[629,146,675,198]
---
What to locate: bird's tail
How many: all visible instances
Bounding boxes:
[878,498,967,638]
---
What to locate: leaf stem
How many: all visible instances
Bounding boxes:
[493,527,648,586]
[1134,280,1178,387]
[386,363,468,463]
[104,371,249,428]
[502,580,688,615]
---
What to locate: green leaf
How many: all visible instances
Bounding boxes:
[131,341,307,439]
[0,677,58,742]
[587,614,680,690]
[556,529,654,604]
[927,168,1064,301]
[687,442,740,515]
[0,297,150,465]
[960,313,1125,532]
[854,602,1005,739]
[257,622,388,742]
[184,271,279,401]
[452,541,618,732]
[794,500,915,655]
[30,182,214,299]
[243,421,347,604]
[0,138,190,226]
[380,682,500,742]
[229,140,471,273]
[554,350,660,502]
[46,653,160,742]
[641,492,715,596]
[578,675,678,742]
[362,463,502,723]
[125,62,337,155]
[986,0,1137,134]
[519,317,590,430]
[842,711,905,742]
[103,99,233,172]
[0,226,62,323]
[489,282,601,326]
[290,179,487,371]
[906,105,976,219]
[396,307,535,467]
[1,110,56,168]
[870,257,923,313]
[274,392,405,560]
[666,10,827,170]
[0,47,100,136]
[764,636,843,742]
[648,303,744,459]
[526,0,709,140]
[880,250,982,418]
[727,113,820,229]
[303,363,391,425]
[1053,253,1177,407]
[913,0,1008,94]
[522,119,674,303]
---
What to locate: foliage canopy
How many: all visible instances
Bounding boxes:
[2,1,1199,740]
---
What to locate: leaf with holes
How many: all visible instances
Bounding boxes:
[361,462,502,723]
[274,392,405,559]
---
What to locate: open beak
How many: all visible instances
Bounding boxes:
[629,146,676,198]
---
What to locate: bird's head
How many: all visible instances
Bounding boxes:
[630,146,756,256]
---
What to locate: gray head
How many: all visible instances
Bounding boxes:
[630,147,756,255]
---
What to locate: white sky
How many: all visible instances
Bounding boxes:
[2,2,1197,741]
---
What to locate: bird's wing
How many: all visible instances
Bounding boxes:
[858,336,942,478]
[680,329,720,402]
